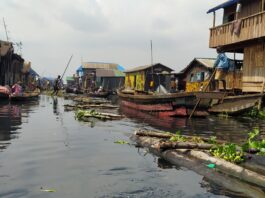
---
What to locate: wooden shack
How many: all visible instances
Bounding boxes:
[208,0,265,93]
[124,63,174,92]
[79,62,125,92]
[177,58,243,92]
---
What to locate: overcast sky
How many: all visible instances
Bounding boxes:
[0,0,225,79]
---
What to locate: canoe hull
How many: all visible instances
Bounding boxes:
[118,91,209,117]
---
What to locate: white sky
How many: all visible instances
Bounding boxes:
[0,0,226,79]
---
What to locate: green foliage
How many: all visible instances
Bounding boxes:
[75,109,109,121]
[244,107,265,119]
[114,140,129,145]
[208,136,217,144]
[242,128,265,155]
[169,131,187,142]
[191,136,204,144]
[210,143,244,164]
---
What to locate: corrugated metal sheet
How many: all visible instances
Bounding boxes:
[82,62,118,69]
[125,63,173,73]
[196,58,216,68]
[96,69,125,77]
[66,76,74,81]
[207,0,239,14]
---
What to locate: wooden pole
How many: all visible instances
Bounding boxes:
[213,12,216,27]
[61,55,73,79]
[189,68,217,119]
[262,0,265,11]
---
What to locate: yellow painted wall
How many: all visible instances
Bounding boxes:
[125,71,145,91]
[186,81,209,92]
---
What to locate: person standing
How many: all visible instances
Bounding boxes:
[52,75,61,96]
[214,48,230,91]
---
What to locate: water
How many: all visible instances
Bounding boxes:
[0,95,264,198]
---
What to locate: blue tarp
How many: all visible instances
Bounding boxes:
[76,65,83,73]
[207,0,239,14]
[117,65,125,71]
[29,68,40,77]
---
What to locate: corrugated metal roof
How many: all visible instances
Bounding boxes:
[96,69,125,77]
[207,0,239,14]
[180,58,216,73]
[124,63,173,73]
[82,62,119,69]
[196,58,216,68]
[66,76,74,81]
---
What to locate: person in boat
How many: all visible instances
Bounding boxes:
[12,81,23,96]
[214,47,230,91]
[52,75,61,96]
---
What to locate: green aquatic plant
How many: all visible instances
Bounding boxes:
[114,140,129,145]
[191,136,204,144]
[169,131,187,142]
[242,128,265,155]
[244,107,265,119]
[210,143,244,164]
[208,136,217,144]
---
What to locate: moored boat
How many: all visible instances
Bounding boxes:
[10,89,40,102]
[118,90,211,117]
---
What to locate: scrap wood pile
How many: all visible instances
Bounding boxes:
[75,109,123,121]
[132,129,265,189]
[64,104,118,111]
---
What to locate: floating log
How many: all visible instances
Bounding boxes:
[157,141,213,150]
[135,129,226,144]
[132,134,265,189]
[64,104,118,110]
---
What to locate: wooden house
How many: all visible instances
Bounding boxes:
[78,62,125,92]
[124,63,174,92]
[177,58,243,92]
[208,0,265,92]
[178,58,216,92]
[0,41,24,86]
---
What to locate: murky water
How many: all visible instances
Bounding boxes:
[0,95,264,198]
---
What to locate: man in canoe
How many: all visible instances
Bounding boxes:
[214,47,230,91]
[52,75,61,96]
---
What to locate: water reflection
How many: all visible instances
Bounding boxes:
[121,105,265,143]
[0,100,38,151]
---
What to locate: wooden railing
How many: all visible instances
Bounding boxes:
[209,11,265,48]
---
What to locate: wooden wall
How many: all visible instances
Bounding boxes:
[239,0,261,19]
[223,0,261,23]
[242,42,265,92]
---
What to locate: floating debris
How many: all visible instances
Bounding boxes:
[114,140,129,145]
[75,109,123,121]
[40,187,56,192]
[64,104,118,111]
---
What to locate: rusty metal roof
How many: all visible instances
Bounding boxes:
[82,62,119,69]
[96,69,125,77]
[124,63,173,73]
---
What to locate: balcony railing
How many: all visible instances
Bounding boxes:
[209,11,265,48]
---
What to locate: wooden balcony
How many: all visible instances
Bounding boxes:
[209,11,265,48]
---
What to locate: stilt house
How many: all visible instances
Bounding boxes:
[208,0,265,92]
[77,62,125,92]
[0,41,24,86]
